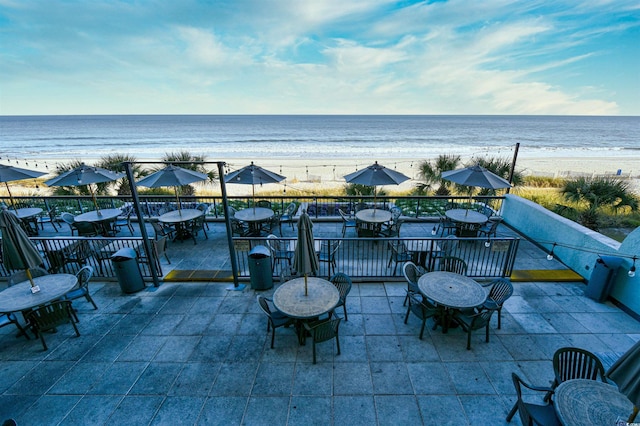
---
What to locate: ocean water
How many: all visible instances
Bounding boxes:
[1,115,638,164]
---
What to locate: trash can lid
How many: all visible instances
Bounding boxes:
[249,245,270,257]
[111,247,137,260]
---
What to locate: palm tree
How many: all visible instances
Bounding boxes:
[561,176,639,230]
[96,154,147,195]
[417,154,461,195]
[160,151,217,196]
[472,157,523,195]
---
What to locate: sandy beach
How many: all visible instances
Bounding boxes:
[3,154,639,197]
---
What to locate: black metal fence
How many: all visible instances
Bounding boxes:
[233,236,519,281]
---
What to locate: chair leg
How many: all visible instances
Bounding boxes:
[85,294,98,310]
[342,304,348,322]
[466,330,472,350]
[335,334,340,356]
[419,318,427,340]
[506,402,518,422]
[404,305,411,324]
[497,308,502,329]
[312,339,317,364]
[270,328,276,349]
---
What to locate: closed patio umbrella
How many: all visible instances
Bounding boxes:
[607,340,640,422]
[293,210,318,296]
[224,162,286,209]
[0,164,47,210]
[0,206,45,289]
[344,161,410,210]
[136,165,209,214]
[45,163,124,212]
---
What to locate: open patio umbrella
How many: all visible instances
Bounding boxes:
[136,165,209,214]
[45,163,124,213]
[293,210,318,296]
[224,162,286,210]
[441,164,512,213]
[607,339,640,422]
[0,206,45,290]
[344,161,410,210]
[0,164,47,211]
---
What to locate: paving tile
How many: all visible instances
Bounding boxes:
[251,362,294,396]
[210,362,258,396]
[399,335,441,362]
[153,335,201,362]
[81,333,135,362]
[366,335,403,361]
[333,362,373,395]
[0,361,39,393]
[242,396,289,426]
[511,313,558,334]
[288,395,331,426]
[292,362,332,395]
[87,361,147,395]
[363,313,397,335]
[197,396,247,425]
[170,362,220,396]
[333,395,376,425]
[5,360,73,395]
[59,395,122,426]
[107,395,165,425]
[416,395,468,425]
[15,395,81,425]
[0,394,39,421]
[48,361,111,395]
[108,313,154,335]
[151,396,206,425]
[360,296,391,314]
[459,394,510,425]
[118,335,167,362]
[445,362,494,395]
[189,335,234,362]
[408,362,456,395]
[130,362,183,395]
[375,395,423,424]
[370,361,412,394]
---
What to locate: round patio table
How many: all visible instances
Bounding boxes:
[418,271,486,333]
[554,379,634,426]
[158,209,203,240]
[75,208,122,236]
[355,209,392,224]
[235,207,274,235]
[14,207,43,220]
[0,274,77,313]
[273,277,340,345]
[445,209,488,224]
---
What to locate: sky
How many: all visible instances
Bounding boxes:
[0,0,639,116]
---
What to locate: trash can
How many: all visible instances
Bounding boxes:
[111,247,146,294]
[585,255,624,302]
[248,245,273,290]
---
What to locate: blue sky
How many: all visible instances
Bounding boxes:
[1,0,638,115]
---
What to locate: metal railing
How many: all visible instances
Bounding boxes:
[234,236,519,281]
[0,237,158,279]
[2,194,504,221]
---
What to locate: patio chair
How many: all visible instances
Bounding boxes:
[319,240,341,277]
[404,292,438,340]
[280,202,297,232]
[402,261,423,307]
[72,221,100,237]
[60,212,76,234]
[37,206,59,232]
[330,272,352,321]
[261,212,281,236]
[230,217,250,237]
[150,219,176,240]
[478,217,502,238]
[543,347,606,402]
[266,234,294,269]
[438,256,468,275]
[154,235,171,264]
[8,267,49,286]
[256,200,272,209]
[114,205,135,234]
[195,203,210,230]
[506,373,559,426]
[481,278,513,329]
[380,218,404,238]
[0,312,30,340]
[387,240,412,275]
[64,266,98,318]
[451,307,496,350]
[189,215,208,244]
[436,211,457,236]
[26,300,80,351]
[356,220,380,238]
[338,208,356,237]
[303,316,342,364]
[457,222,482,237]
[257,295,295,349]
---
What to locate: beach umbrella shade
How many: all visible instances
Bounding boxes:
[344,161,410,209]
[0,206,45,288]
[45,163,125,212]
[136,165,209,213]
[0,165,47,210]
[441,164,512,210]
[607,339,640,421]
[293,210,318,296]
[224,162,286,207]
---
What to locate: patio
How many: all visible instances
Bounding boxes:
[1,218,639,424]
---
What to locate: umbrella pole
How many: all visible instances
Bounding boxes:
[373,186,377,213]
[90,185,101,216]
[175,187,182,215]
[630,406,639,423]
[5,182,17,211]
[25,268,39,292]
[252,184,256,212]
[304,274,308,296]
